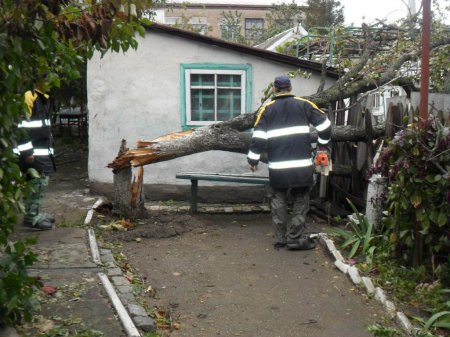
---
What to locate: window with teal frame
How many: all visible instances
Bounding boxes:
[181,64,252,129]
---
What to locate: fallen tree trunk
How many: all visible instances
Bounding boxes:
[108,31,450,171]
[108,124,386,170]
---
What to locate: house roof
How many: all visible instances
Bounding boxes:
[145,23,340,78]
[255,25,308,51]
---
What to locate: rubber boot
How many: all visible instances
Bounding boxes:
[22,177,53,230]
[286,236,316,250]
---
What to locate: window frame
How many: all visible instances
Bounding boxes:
[180,64,252,129]
[244,18,264,40]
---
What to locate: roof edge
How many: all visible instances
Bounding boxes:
[145,23,340,79]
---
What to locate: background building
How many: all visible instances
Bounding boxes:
[154,0,306,44]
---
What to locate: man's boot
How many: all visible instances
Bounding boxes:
[286,236,316,250]
[22,177,53,230]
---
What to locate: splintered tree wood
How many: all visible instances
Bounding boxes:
[113,140,147,218]
[130,165,145,212]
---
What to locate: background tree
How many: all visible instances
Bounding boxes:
[303,0,344,29]
[219,10,249,45]
[0,0,152,325]
[264,0,305,40]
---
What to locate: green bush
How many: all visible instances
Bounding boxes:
[1,0,151,326]
[370,117,450,281]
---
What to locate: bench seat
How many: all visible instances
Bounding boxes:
[176,172,269,212]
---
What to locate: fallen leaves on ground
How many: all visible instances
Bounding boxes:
[151,307,180,331]
[42,285,57,295]
[32,316,55,332]
[99,219,134,231]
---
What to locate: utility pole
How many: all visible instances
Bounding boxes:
[419,0,430,121]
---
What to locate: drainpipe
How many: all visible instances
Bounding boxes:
[419,0,431,122]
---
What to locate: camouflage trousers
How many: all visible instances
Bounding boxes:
[24,176,49,226]
[270,187,310,244]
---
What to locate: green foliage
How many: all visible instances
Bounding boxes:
[264,0,304,40]
[303,0,344,29]
[370,252,450,336]
[0,0,152,326]
[411,289,450,332]
[219,11,253,45]
[0,238,39,326]
[332,199,378,267]
[367,324,405,337]
[370,117,450,279]
[172,13,211,36]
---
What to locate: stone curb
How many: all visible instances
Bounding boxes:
[85,199,155,335]
[316,233,418,336]
[145,202,270,213]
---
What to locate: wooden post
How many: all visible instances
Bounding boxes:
[419,0,431,122]
[364,108,374,168]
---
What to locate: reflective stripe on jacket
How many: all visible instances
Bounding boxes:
[15,90,54,174]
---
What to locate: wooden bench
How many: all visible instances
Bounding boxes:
[176,172,270,212]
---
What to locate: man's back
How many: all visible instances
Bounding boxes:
[251,94,330,188]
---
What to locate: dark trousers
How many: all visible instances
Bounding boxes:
[270,187,310,244]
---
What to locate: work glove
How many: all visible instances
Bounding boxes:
[247,158,259,172]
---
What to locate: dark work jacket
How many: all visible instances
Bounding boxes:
[16,90,55,175]
[247,94,331,189]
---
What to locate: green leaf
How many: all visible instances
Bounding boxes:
[348,240,360,258]
[140,18,153,26]
[410,194,422,208]
[430,210,440,223]
[135,24,146,37]
[437,212,447,227]
[424,311,450,330]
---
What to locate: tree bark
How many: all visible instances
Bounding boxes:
[108,124,386,170]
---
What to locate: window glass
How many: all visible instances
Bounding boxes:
[217,89,241,121]
[191,89,215,121]
[185,69,247,125]
[217,74,241,87]
[245,18,264,40]
[191,74,214,86]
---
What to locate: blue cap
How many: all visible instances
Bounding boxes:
[274,75,291,90]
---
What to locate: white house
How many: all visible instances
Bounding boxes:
[87,23,338,201]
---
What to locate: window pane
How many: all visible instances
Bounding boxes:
[217,75,241,87]
[217,89,241,121]
[245,18,263,29]
[191,74,214,86]
[245,18,264,40]
[191,89,215,121]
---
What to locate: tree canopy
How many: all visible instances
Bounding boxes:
[303,0,344,29]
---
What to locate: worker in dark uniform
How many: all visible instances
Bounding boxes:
[247,75,331,250]
[15,80,55,230]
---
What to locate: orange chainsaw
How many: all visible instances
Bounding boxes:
[314,146,332,198]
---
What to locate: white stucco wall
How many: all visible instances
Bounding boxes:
[87,30,334,185]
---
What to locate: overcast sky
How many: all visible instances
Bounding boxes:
[339,0,449,26]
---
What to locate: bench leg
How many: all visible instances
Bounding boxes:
[190,179,198,213]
